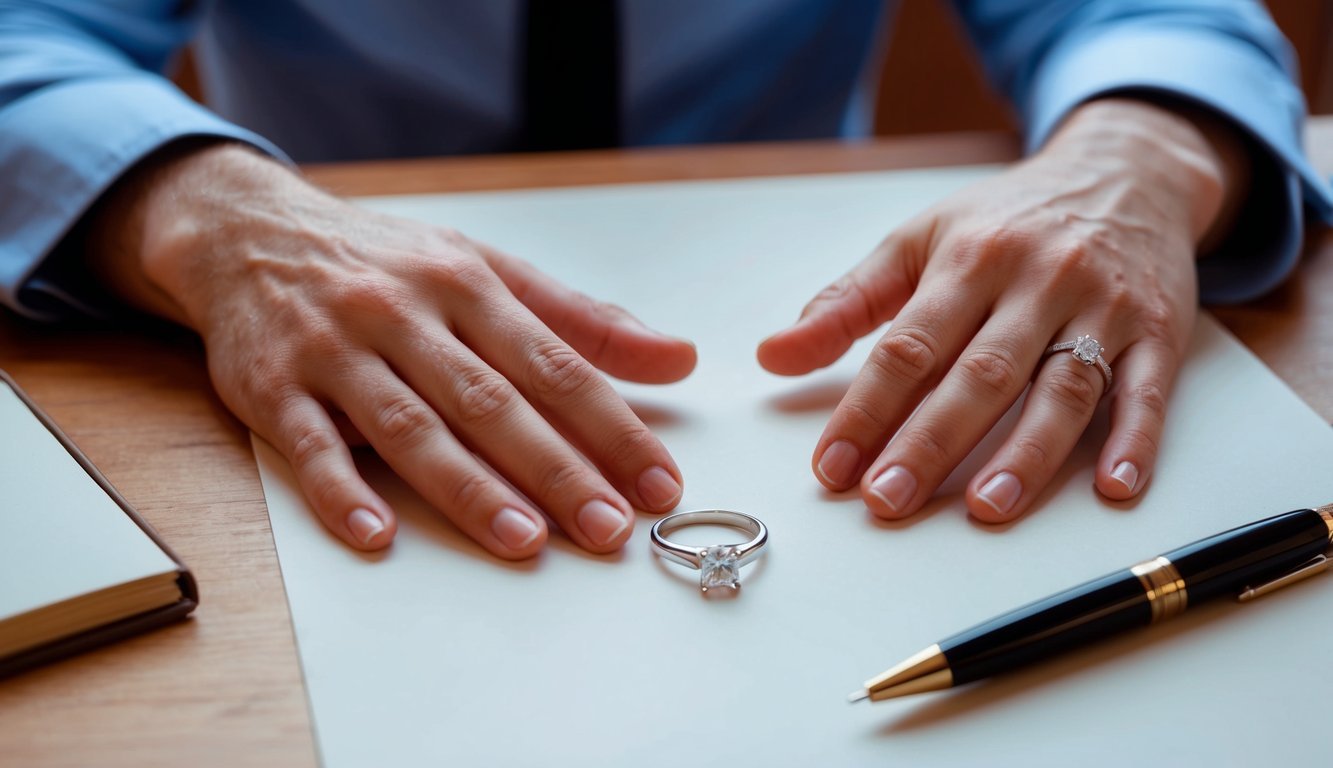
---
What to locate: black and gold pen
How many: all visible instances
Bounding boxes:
[849,503,1333,703]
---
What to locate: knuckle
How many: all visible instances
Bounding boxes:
[951,228,1030,275]
[1137,300,1176,344]
[812,278,851,305]
[1119,425,1162,459]
[837,398,888,436]
[372,397,437,449]
[300,322,351,362]
[1127,382,1169,422]
[337,277,415,322]
[1043,365,1101,415]
[1024,242,1090,297]
[896,424,952,469]
[577,296,631,359]
[867,327,939,384]
[415,253,494,299]
[527,341,597,399]
[233,353,290,404]
[1052,239,1094,270]
[1101,279,1135,317]
[802,275,876,343]
[1009,435,1053,474]
[536,460,590,501]
[288,425,339,474]
[810,275,871,313]
[1045,241,1109,292]
[570,290,604,316]
[454,370,516,426]
[444,472,493,515]
[1077,221,1117,252]
[233,377,306,433]
[840,276,879,328]
[957,348,1022,398]
[308,470,352,515]
[602,426,659,468]
[435,226,468,247]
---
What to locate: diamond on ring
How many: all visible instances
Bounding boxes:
[1044,335,1113,388]
[1072,335,1103,366]
[700,546,742,591]
[650,510,768,594]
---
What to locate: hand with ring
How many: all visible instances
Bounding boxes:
[758,98,1250,522]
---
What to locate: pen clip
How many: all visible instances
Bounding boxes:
[1237,555,1330,602]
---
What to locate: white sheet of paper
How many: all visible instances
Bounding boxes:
[254,168,1333,766]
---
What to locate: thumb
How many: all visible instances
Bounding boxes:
[477,242,697,384]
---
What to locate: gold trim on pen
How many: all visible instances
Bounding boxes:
[1130,556,1188,623]
[1316,503,1333,542]
[859,643,954,702]
[1237,554,1330,602]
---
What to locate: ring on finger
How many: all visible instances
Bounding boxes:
[1043,334,1112,389]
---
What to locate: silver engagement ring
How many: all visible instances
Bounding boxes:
[650,510,768,593]
[1044,334,1112,388]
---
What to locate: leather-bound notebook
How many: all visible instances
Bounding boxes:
[0,371,197,677]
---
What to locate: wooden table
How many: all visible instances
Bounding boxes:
[2,124,1330,767]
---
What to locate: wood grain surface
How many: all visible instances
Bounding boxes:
[1,122,1329,767]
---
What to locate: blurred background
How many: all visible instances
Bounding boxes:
[872,0,1332,134]
[173,0,1332,140]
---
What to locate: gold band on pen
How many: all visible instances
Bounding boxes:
[1317,503,1333,541]
[1130,556,1188,623]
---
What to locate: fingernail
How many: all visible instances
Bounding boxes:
[491,507,541,550]
[1111,461,1139,494]
[636,466,682,511]
[977,472,1023,517]
[868,466,917,515]
[817,440,861,488]
[346,507,386,545]
[577,499,630,546]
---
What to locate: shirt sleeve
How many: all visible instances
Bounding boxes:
[954,0,1333,304]
[0,1,287,320]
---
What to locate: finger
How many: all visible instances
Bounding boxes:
[856,309,1063,519]
[259,391,397,551]
[810,285,990,492]
[378,327,651,547]
[963,334,1114,523]
[1095,340,1176,501]
[757,223,928,376]
[452,298,685,515]
[317,357,554,559]
[330,410,369,447]
[477,243,696,383]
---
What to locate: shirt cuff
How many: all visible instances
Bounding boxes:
[0,76,288,320]
[1023,26,1333,303]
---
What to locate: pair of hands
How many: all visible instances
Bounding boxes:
[90,99,1241,559]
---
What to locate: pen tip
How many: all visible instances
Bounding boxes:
[847,689,869,703]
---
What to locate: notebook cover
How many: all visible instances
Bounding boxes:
[0,370,199,679]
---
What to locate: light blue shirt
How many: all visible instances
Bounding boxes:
[1,0,1329,319]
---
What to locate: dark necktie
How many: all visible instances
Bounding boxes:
[521,1,621,151]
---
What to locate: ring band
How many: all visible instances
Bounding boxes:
[650,510,768,592]
[1044,334,1113,388]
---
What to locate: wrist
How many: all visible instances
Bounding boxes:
[143,143,311,328]
[87,141,311,329]
[1046,97,1248,250]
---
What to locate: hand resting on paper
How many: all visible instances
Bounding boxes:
[759,98,1249,522]
[85,143,696,555]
